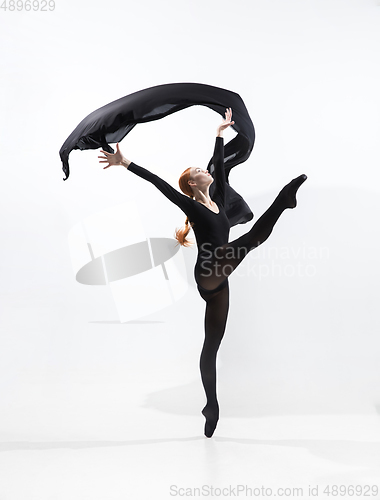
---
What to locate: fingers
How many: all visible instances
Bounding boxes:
[228,108,233,126]
[98,157,110,164]
[100,145,120,156]
[99,149,111,167]
[221,107,234,128]
[98,152,110,167]
[224,107,233,123]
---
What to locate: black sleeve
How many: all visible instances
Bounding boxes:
[127,162,194,215]
[211,136,226,207]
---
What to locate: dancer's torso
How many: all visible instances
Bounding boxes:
[188,201,230,256]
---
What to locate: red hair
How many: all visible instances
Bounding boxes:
[175,167,195,247]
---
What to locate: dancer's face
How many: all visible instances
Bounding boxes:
[189,167,213,190]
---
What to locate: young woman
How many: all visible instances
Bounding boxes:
[98,108,307,438]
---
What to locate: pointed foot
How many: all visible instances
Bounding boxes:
[281,174,307,208]
[202,404,219,438]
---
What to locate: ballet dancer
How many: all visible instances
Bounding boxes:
[98,108,307,437]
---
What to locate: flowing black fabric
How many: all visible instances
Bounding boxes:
[59,82,255,227]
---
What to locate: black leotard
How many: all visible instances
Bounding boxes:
[127,136,230,294]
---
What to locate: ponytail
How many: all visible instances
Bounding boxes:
[175,167,195,247]
[175,216,194,247]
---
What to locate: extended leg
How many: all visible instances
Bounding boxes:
[199,282,229,438]
[196,174,307,291]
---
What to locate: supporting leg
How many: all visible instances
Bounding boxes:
[199,283,229,438]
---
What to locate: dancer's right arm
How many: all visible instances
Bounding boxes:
[98,144,193,213]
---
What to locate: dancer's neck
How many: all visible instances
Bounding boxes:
[193,186,213,207]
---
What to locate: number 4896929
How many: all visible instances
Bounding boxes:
[1,0,55,10]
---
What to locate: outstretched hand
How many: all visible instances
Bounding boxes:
[98,143,124,169]
[217,108,235,134]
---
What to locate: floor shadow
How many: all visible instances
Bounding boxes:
[214,437,380,468]
[0,438,379,469]
[0,437,203,452]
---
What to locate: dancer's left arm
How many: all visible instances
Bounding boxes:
[212,107,235,207]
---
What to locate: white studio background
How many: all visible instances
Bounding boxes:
[1,0,380,499]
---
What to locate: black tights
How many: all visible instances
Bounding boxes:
[196,174,307,437]
[199,283,229,438]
